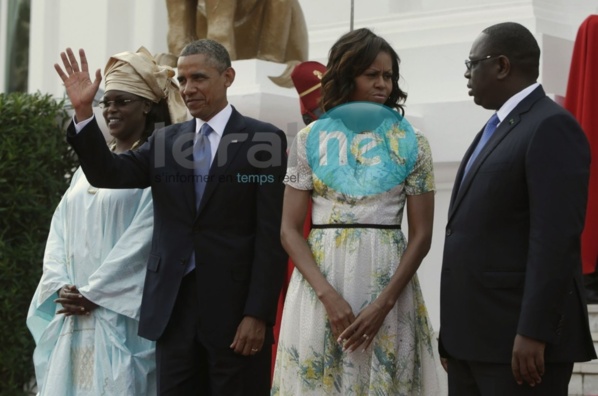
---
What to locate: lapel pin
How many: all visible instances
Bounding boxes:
[509,119,514,125]
[231,139,238,143]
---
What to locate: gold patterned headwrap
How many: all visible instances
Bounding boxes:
[104,47,188,123]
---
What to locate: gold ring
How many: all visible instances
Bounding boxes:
[251,348,258,352]
[362,334,369,340]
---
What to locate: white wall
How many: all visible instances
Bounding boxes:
[28,0,170,103]
[24,0,598,330]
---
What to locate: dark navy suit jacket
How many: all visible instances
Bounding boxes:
[440,86,596,363]
[67,107,288,347]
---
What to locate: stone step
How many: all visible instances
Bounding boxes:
[589,305,598,334]
[588,304,598,334]
[570,370,598,396]
[569,305,598,395]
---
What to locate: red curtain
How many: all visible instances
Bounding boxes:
[565,15,598,274]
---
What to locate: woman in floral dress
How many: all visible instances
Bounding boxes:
[272,28,446,395]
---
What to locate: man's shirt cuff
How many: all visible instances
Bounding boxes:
[73,114,95,133]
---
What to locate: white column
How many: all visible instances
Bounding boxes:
[0,0,8,92]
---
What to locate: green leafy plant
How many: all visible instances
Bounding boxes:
[0,92,78,395]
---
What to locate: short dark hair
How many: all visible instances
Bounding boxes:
[179,39,231,73]
[482,22,540,80]
[320,28,408,115]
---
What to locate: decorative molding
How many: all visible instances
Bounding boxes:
[307,1,595,62]
[534,0,598,40]
[308,2,536,56]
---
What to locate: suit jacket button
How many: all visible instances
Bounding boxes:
[446,228,452,236]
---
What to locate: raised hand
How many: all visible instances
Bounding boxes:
[54,48,102,121]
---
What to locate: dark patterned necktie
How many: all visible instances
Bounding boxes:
[186,123,213,274]
[462,113,500,178]
[194,123,213,209]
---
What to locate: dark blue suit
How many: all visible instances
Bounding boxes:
[68,107,288,395]
[440,86,596,394]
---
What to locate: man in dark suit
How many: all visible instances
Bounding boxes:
[439,22,596,395]
[55,40,287,395]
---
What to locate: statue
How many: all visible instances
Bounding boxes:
[165,0,308,86]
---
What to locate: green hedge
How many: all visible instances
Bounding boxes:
[0,92,78,395]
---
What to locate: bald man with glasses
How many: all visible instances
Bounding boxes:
[439,22,596,396]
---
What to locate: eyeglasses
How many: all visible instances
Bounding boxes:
[98,99,143,109]
[465,55,500,71]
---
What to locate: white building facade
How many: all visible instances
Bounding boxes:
[2,0,597,330]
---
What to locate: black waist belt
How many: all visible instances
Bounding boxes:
[311,223,401,229]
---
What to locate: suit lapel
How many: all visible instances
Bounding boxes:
[195,108,247,218]
[171,119,197,215]
[448,86,546,221]
[448,129,483,212]
[450,120,518,216]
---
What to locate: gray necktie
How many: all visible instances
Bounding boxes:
[186,123,213,275]
[462,113,500,179]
